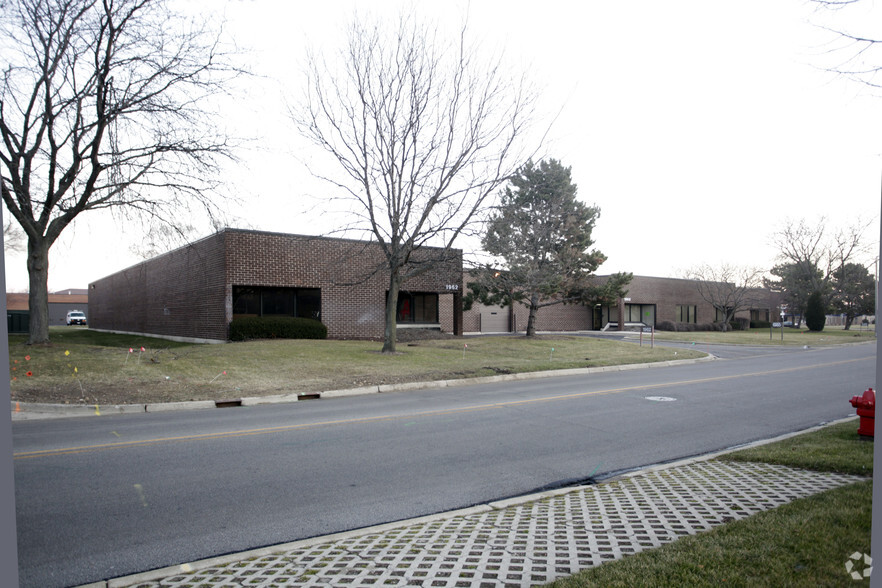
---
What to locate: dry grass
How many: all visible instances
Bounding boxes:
[9,329,705,405]
[652,325,875,346]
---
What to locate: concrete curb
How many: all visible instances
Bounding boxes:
[599,415,860,484]
[12,356,716,420]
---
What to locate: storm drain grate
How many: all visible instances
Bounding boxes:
[117,461,865,588]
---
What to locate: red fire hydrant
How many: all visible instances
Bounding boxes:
[850,388,875,438]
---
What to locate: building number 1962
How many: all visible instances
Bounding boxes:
[445,284,459,291]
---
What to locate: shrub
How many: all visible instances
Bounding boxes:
[229,316,328,341]
[751,320,772,329]
[731,317,751,331]
[805,291,826,332]
[656,321,727,332]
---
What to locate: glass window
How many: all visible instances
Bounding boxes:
[233,286,321,320]
[624,304,653,324]
[397,296,412,322]
[233,287,261,316]
[676,305,697,323]
[414,293,438,322]
[628,305,641,322]
[262,288,295,316]
[396,292,439,323]
[296,289,321,320]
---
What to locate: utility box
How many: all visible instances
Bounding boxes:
[7,310,29,334]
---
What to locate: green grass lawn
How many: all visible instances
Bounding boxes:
[8,328,707,405]
[8,325,873,405]
[651,325,876,346]
[546,420,873,587]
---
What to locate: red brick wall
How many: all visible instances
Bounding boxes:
[89,232,228,341]
[511,302,592,332]
[90,229,463,342]
[462,271,594,333]
[463,299,592,333]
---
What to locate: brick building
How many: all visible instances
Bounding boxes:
[463,274,780,333]
[6,289,90,328]
[89,229,463,343]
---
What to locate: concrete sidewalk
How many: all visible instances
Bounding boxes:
[78,422,865,588]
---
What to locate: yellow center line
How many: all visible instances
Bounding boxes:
[14,356,871,460]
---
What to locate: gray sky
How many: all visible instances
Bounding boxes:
[4,0,881,292]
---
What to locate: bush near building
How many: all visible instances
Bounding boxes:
[229,317,328,341]
[656,318,750,332]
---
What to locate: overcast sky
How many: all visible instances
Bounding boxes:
[4,0,881,292]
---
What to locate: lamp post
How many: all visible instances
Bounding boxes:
[779,305,786,341]
[874,256,878,337]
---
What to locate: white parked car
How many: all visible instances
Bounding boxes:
[66,310,87,326]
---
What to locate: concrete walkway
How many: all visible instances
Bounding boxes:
[76,425,865,588]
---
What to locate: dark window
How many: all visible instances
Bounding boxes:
[396,292,439,323]
[233,286,321,320]
[262,288,295,316]
[676,305,697,323]
[715,307,733,322]
[296,289,321,320]
[233,287,261,316]
[624,303,654,325]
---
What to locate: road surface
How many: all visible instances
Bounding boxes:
[13,342,875,587]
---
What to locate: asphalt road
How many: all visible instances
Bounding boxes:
[13,342,876,587]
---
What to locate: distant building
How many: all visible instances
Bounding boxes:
[463,274,781,333]
[6,289,90,328]
[88,228,784,341]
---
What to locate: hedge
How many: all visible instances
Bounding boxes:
[656,321,733,332]
[229,316,328,341]
[656,318,750,332]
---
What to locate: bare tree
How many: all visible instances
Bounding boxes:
[291,11,538,353]
[769,217,871,314]
[0,0,241,344]
[769,219,831,297]
[3,217,24,254]
[810,0,882,89]
[684,264,765,332]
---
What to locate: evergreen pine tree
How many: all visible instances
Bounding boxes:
[805,291,826,332]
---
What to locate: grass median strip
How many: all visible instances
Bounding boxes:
[650,326,875,346]
[9,328,706,406]
[546,420,873,587]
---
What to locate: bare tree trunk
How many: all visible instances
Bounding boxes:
[1,0,238,345]
[26,238,51,344]
[525,292,540,337]
[844,315,854,330]
[383,271,400,353]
